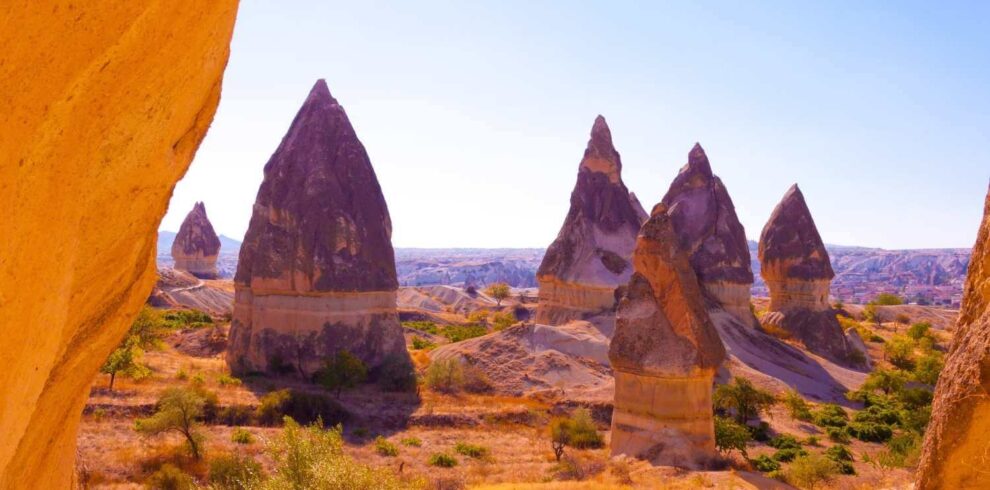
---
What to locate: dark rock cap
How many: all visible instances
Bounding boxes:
[758,184,834,280]
[661,143,753,285]
[609,204,727,375]
[235,79,397,292]
[537,116,644,281]
[172,201,221,257]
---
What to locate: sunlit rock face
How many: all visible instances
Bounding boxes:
[609,204,726,468]
[758,185,854,363]
[0,2,238,487]
[917,183,990,490]
[228,80,409,378]
[171,201,221,278]
[661,144,756,327]
[535,116,645,326]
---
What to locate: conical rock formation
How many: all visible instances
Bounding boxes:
[609,203,726,468]
[916,183,990,489]
[171,201,221,278]
[535,116,645,325]
[661,144,755,325]
[228,79,409,377]
[758,185,854,363]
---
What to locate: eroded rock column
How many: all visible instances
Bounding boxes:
[609,204,726,468]
[172,201,222,278]
[0,2,238,487]
[535,116,645,325]
[917,183,990,490]
[227,79,409,378]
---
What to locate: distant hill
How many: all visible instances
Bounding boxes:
[155,231,969,305]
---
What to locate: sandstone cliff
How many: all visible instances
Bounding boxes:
[916,183,990,489]
[228,79,409,377]
[609,204,726,468]
[661,144,756,326]
[535,116,644,326]
[171,201,222,278]
[758,185,855,364]
[0,2,238,487]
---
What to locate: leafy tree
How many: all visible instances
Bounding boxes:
[549,408,603,461]
[781,389,812,421]
[135,387,207,459]
[873,293,904,306]
[858,368,909,396]
[914,352,944,386]
[99,308,163,390]
[485,282,511,306]
[907,322,932,341]
[863,304,881,327]
[714,377,777,424]
[883,335,916,370]
[316,350,367,398]
[100,343,141,391]
[714,416,750,459]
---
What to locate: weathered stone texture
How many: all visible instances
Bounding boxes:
[172,201,222,278]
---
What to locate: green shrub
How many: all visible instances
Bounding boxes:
[768,434,802,451]
[747,421,771,442]
[751,454,780,473]
[256,389,293,426]
[884,335,916,370]
[146,464,195,490]
[492,311,517,330]
[462,362,493,394]
[812,403,848,428]
[781,389,812,421]
[848,421,893,442]
[772,447,808,462]
[440,324,488,343]
[549,408,604,461]
[231,427,254,445]
[374,436,399,457]
[411,336,435,350]
[826,426,851,443]
[907,322,932,340]
[175,369,189,381]
[454,442,489,459]
[784,454,838,489]
[713,377,777,424]
[316,350,368,397]
[376,355,417,392]
[403,321,440,334]
[425,358,465,393]
[804,436,820,446]
[217,373,242,387]
[255,389,348,427]
[714,416,750,458]
[429,452,458,468]
[873,293,904,306]
[854,405,902,425]
[401,437,422,447]
[825,444,854,462]
[209,454,262,489]
[914,352,944,386]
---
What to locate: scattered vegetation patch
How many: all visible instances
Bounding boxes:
[714,416,750,459]
[231,427,254,445]
[429,452,458,468]
[374,436,399,457]
[549,408,604,461]
[401,437,422,447]
[454,442,489,459]
[209,453,262,489]
[316,350,368,398]
[714,377,776,424]
[135,387,206,459]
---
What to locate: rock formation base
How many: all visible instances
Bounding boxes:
[534,278,617,325]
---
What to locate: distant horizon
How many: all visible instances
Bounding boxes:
[160,1,989,250]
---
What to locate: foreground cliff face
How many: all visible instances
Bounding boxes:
[171,201,222,278]
[228,80,408,377]
[0,2,238,487]
[535,116,645,326]
[662,144,755,326]
[609,204,726,468]
[758,185,854,364]
[917,184,990,490]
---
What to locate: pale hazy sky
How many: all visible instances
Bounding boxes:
[161,1,990,249]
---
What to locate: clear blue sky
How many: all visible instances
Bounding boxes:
[161,0,990,249]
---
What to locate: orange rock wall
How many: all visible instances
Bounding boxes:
[0,2,238,487]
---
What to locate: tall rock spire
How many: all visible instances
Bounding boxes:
[609,204,725,468]
[228,79,409,377]
[917,182,990,489]
[661,143,755,325]
[535,116,645,326]
[171,201,221,279]
[757,185,856,364]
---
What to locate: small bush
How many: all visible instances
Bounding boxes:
[914,352,944,386]
[804,436,820,446]
[374,436,399,457]
[781,389,812,421]
[772,447,808,462]
[376,355,417,392]
[714,416,750,458]
[429,452,458,468]
[217,374,242,387]
[146,464,195,490]
[454,442,488,459]
[747,421,771,442]
[848,421,893,442]
[403,321,440,335]
[401,437,422,447]
[441,324,488,343]
[411,336,435,350]
[565,408,604,449]
[315,350,368,397]
[812,403,848,428]
[826,426,851,443]
[784,454,838,489]
[256,389,293,426]
[873,293,904,306]
[825,444,854,462]
[884,335,916,370]
[768,434,802,450]
[176,369,189,381]
[190,373,206,386]
[209,454,262,489]
[751,454,781,473]
[255,389,348,427]
[462,362,493,393]
[854,405,902,426]
[492,311,517,330]
[426,358,465,393]
[231,427,254,445]
[714,377,777,424]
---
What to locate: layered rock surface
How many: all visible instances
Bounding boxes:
[171,201,222,278]
[661,144,756,326]
[0,2,238,487]
[758,185,854,364]
[917,183,990,490]
[535,116,645,325]
[609,204,726,468]
[228,80,408,377]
